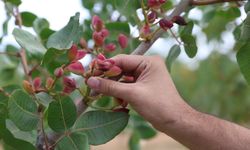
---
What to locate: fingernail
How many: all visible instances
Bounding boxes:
[87,77,100,90]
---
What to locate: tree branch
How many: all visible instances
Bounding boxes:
[131,0,191,55]
[192,0,245,6]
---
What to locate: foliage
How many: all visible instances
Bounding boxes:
[0,0,249,149]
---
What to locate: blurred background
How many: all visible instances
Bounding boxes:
[0,0,249,149]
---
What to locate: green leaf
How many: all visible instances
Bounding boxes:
[2,129,36,150]
[55,133,89,150]
[166,44,181,72]
[236,42,250,84]
[41,48,68,74]
[48,96,77,132]
[46,13,82,50]
[35,92,53,107]
[135,124,157,139]
[33,18,50,34]
[5,0,21,6]
[129,131,140,150]
[73,111,129,145]
[13,28,46,55]
[180,21,194,36]
[106,22,130,34]
[181,34,197,58]
[8,90,39,131]
[240,12,250,41]
[20,12,37,27]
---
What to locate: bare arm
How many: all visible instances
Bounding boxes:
[86,54,250,150]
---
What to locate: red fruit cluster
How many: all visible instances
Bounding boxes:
[91,15,128,50]
[85,53,122,79]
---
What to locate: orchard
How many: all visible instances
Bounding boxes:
[0,0,250,150]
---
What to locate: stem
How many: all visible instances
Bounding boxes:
[169,29,182,45]
[141,0,149,25]
[40,112,49,150]
[19,49,33,83]
[192,0,245,6]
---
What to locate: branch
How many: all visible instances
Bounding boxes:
[192,0,245,6]
[131,0,191,55]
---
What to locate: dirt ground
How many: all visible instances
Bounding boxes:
[0,132,187,150]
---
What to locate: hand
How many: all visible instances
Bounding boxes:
[87,54,193,131]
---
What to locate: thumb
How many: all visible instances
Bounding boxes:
[87,77,130,98]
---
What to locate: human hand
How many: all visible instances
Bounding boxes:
[87,54,193,132]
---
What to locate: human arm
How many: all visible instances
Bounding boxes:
[87,54,250,150]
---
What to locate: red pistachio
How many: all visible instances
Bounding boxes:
[118,34,128,49]
[75,50,87,61]
[23,80,34,94]
[159,19,173,30]
[66,61,85,76]
[46,77,54,89]
[140,25,151,39]
[33,77,41,90]
[92,15,104,32]
[97,53,106,60]
[120,75,135,83]
[54,67,64,78]
[147,11,158,23]
[104,66,122,77]
[63,77,76,94]
[100,28,109,38]
[105,43,116,52]
[68,44,78,62]
[93,31,105,46]
[172,16,187,26]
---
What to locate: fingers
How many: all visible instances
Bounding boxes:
[87,77,132,98]
[111,54,146,73]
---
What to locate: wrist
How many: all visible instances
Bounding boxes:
[158,100,199,134]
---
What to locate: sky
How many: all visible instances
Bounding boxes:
[0,0,246,67]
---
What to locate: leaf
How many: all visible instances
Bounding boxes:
[73,111,129,145]
[236,42,250,84]
[41,48,68,74]
[12,28,46,55]
[33,18,50,34]
[181,34,197,58]
[35,92,53,107]
[135,124,157,139]
[48,96,77,132]
[20,12,37,27]
[55,133,89,150]
[240,12,250,41]
[106,22,130,34]
[5,0,21,6]
[46,13,82,50]
[166,44,181,72]
[2,129,36,150]
[129,131,140,150]
[180,21,194,36]
[8,90,39,131]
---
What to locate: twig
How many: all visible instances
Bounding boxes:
[192,0,245,6]
[19,49,33,83]
[40,112,49,150]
